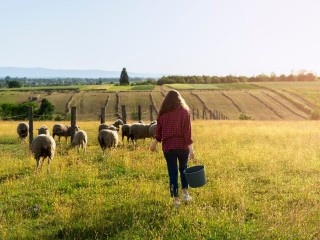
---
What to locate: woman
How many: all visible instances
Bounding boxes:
[150,90,195,207]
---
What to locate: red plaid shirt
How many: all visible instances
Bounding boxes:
[155,107,193,151]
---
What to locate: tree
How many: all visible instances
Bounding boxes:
[8,80,22,88]
[119,68,129,85]
[36,99,54,120]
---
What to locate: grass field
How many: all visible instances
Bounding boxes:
[109,85,155,91]
[0,91,36,104]
[166,83,259,90]
[251,81,320,90]
[1,120,320,239]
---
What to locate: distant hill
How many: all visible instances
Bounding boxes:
[0,67,164,79]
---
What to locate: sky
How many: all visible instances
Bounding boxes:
[1,0,320,76]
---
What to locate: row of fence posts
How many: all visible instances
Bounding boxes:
[28,106,78,147]
[27,105,228,146]
[100,105,155,124]
[101,105,228,123]
[192,108,228,120]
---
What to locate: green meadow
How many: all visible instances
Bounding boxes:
[1,120,320,239]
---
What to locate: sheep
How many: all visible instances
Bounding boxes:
[121,124,131,143]
[98,129,118,156]
[17,122,29,142]
[30,134,56,172]
[121,120,147,144]
[52,124,79,143]
[99,123,119,132]
[149,122,157,138]
[129,121,157,143]
[72,130,88,153]
[98,119,123,132]
[37,125,50,135]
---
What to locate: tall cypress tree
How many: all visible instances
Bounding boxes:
[119,68,129,85]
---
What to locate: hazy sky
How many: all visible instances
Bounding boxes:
[1,0,319,76]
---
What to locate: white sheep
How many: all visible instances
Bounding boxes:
[17,122,29,142]
[72,130,88,153]
[30,134,56,172]
[52,124,79,143]
[98,129,118,156]
[37,125,50,135]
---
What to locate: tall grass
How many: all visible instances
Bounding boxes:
[1,120,320,239]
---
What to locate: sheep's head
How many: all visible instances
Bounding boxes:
[99,123,110,132]
[113,119,124,128]
[37,125,50,135]
[107,125,119,132]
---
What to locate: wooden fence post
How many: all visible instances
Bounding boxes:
[71,106,77,143]
[192,108,195,121]
[100,108,105,124]
[150,105,154,122]
[28,106,33,147]
[121,105,127,124]
[196,109,199,119]
[138,105,142,121]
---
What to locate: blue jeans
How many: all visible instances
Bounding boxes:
[163,149,189,197]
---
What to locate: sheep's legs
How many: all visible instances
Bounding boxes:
[47,158,51,172]
[35,159,40,173]
[40,157,46,169]
[35,157,45,173]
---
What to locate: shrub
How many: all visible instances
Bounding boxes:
[131,111,139,120]
[239,112,252,120]
[54,114,63,121]
[0,102,37,120]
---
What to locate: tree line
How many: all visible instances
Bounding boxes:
[1,70,319,88]
[157,72,318,85]
[0,75,156,88]
[0,99,54,120]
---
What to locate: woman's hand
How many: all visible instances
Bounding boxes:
[189,145,195,159]
[189,151,195,160]
[150,139,158,152]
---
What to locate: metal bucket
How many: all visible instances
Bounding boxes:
[184,165,207,188]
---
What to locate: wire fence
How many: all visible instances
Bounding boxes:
[1,106,228,122]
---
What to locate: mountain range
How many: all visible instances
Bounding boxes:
[0,67,165,79]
